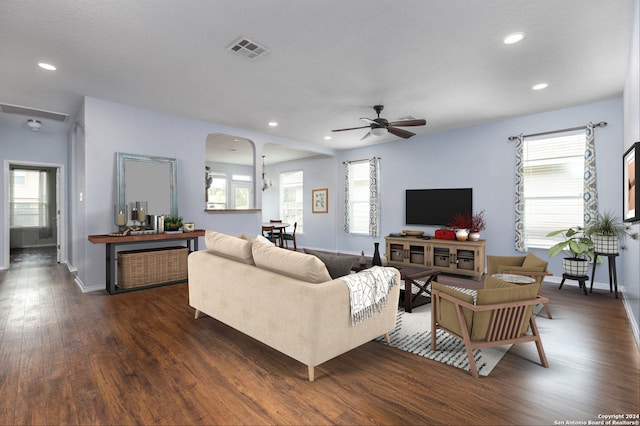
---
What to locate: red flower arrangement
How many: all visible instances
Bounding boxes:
[447,210,486,232]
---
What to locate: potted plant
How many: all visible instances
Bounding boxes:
[586,210,638,254]
[447,210,486,241]
[164,215,183,232]
[547,226,601,276]
[468,210,486,241]
[447,212,471,241]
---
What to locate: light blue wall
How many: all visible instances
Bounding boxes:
[75,96,335,290]
[622,0,640,344]
[0,123,69,268]
[1,95,631,303]
[333,99,625,286]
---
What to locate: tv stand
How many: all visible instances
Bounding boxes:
[385,236,485,280]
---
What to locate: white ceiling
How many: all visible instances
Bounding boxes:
[0,0,635,150]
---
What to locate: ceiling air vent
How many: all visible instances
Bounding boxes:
[0,103,69,122]
[227,37,268,60]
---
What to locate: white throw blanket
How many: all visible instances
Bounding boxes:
[341,266,397,326]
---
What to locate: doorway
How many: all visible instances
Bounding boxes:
[4,161,64,266]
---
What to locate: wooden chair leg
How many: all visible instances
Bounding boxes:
[543,302,553,319]
[194,309,202,319]
[529,317,549,368]
[384,332,390,344]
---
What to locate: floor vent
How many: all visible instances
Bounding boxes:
[0,103,69,122]
[227,37,268,60]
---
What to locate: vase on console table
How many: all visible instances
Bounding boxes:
[468,231,480,241]
[372,242,382,266]
[455,229,469,241]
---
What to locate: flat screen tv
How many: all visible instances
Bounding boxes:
[405,188,473,226]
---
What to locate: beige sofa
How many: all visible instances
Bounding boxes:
[188,231,400,381]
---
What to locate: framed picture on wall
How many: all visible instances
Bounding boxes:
[312,188,328,214]
[623,142,639,223]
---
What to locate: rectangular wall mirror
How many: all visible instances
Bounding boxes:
[116,152,178,220]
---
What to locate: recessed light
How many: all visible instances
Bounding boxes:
[38,62,56,71]
[532,83,548,90]
[324,136,332,140]
[503,32,525,45]
[268,122,278,127]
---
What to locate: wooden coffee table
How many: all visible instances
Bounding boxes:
[352,264,441,313]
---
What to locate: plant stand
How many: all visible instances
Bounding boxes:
[590,252,619,299]
[559,274,589,295]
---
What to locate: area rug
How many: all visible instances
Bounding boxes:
[375,282,543,377]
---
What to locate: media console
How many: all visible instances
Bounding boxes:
[385,235,485,280]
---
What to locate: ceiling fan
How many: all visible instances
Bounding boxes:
[332,105,426,140]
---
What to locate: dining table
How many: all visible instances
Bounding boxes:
[261,222,290,247]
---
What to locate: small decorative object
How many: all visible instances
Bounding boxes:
[587,210,638,254]
[114,204,127,229]
[359,250,366,266]
[157,215,165,234]
[381,255,388,266]
[623,142,638,222]
[183,222,195,233]
[448,210,486,241]
[312,188,328,213]
[455,229,469,241]
[402,230,424,237]
[372,242,382,266]
[164,214,183,232]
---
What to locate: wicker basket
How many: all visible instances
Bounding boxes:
[117,246,188,289]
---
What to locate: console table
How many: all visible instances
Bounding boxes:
[385,236,485,280]
[88,230,205,294]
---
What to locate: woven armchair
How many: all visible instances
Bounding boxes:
[431,277,549,378]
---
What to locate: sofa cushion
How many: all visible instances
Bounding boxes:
[205,230,254,265]
[472,282,539,340]
[431,282,474,338]
[253,242,331,284]
[303,249,356,279]
[521,252,548,270]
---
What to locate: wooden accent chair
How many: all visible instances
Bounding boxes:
[281,222,297,251]
[431,277,549,378]
[486,253,553,319]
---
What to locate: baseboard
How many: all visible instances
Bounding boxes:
[66,263,102,293]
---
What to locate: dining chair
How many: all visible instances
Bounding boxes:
[269,219,283,243]
[281,222,297,251]
[261,225,280,245]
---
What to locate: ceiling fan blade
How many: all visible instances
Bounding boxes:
[360,131,373,141]
[388,119,427,127]
[360,117,377,125]
[387,126,416,139]
[332,125,370,132]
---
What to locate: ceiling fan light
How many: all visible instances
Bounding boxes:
[370,127,387,137]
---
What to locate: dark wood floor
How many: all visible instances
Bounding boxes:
[1,248,638,425]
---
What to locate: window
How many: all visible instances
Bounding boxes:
[280,170,303,232]
[10,168,49,228]
[207,173,253,209]
[521,132,586,248]
[207,174,227,209]
[345,159,380,235]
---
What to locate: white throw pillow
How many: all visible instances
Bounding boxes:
[204,230,254,265]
